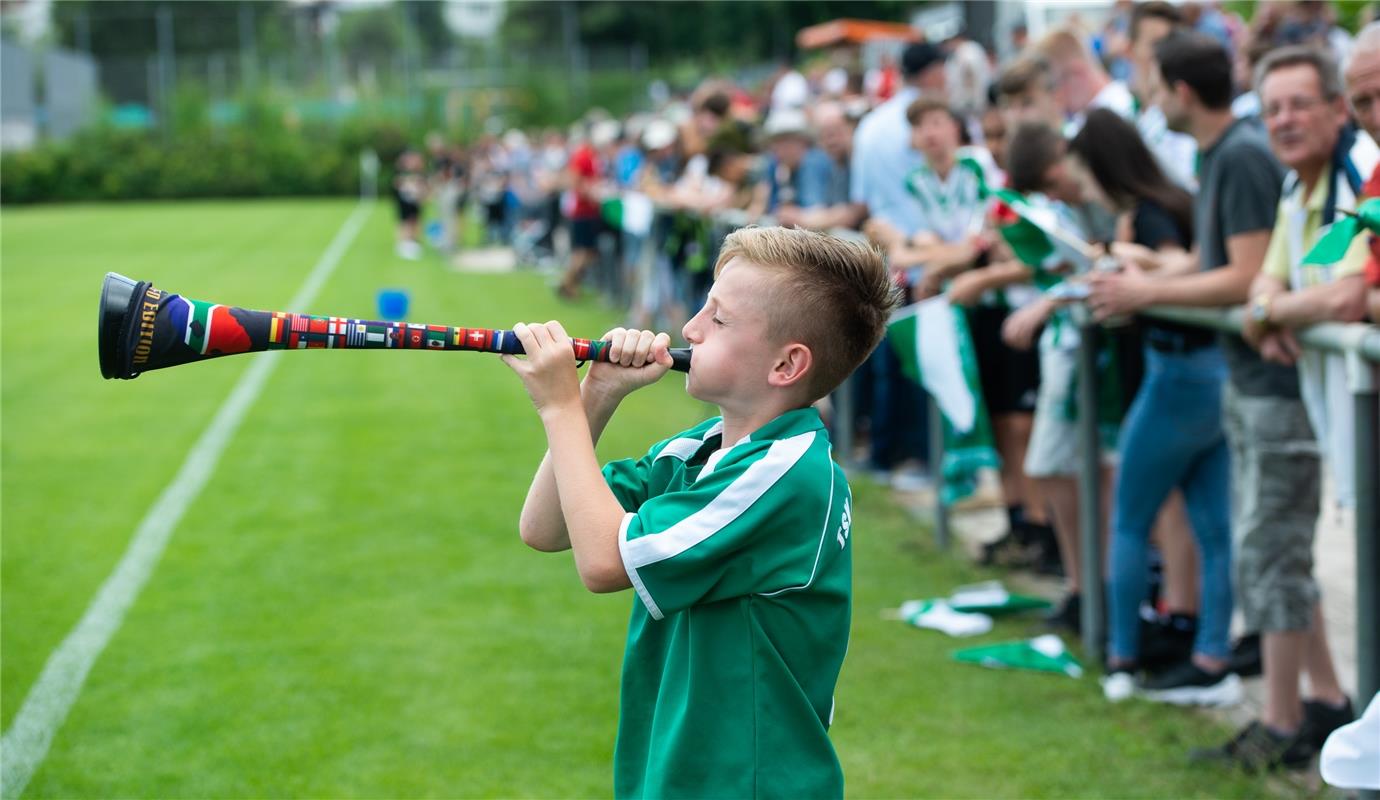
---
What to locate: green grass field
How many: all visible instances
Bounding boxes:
[2,199,1291,798]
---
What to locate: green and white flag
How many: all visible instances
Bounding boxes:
[1304,196,1380,265]
[990,188,1094,286]
[946,580,1053,615]
[952,634,1084,678]
[887,296,1000,504]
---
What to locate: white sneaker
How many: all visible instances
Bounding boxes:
[1101,671,1136,703]
[890,468,933,492]
[1138,660,1243,707]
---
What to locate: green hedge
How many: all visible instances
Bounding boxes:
[0,117,414,205]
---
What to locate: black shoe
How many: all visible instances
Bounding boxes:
[1188,721,1316,772]
[1043,592,1081,635]
[1228,633,1262,678]
[1302,696,1355,749]
[1138,614,1196,673]
[1033,540,1065,578]
[979,530,1037,568]
[1139,660,1242,707]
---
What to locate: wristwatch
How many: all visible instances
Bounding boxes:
[1249,293,1275,325]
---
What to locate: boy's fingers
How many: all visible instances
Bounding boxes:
[511,321,539,354]
[545,320,570,350]
[653,332,673,366]
[606,327,627,363]
[633,329,657,366]
[528,321,556,349]
[499,353,521,371]
[622,329,650,366]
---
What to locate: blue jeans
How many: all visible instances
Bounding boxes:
[866,337,929,471]
[1107,345,1233,662]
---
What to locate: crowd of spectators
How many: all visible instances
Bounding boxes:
[395,0,1380,776]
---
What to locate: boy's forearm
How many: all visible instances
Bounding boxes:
[518,384,622,553]
[538,401,633,593]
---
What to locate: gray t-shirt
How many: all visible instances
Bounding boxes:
[1194,117,1300,398]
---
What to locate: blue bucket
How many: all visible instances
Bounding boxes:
[377,289,410,321]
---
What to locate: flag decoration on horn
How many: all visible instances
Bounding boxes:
[99,273,689,380]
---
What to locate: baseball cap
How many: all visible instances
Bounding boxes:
[902,41,948,78]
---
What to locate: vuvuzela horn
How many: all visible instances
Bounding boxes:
[98,272,691,380]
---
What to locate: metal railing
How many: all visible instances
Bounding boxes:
[1065,308,1380,714]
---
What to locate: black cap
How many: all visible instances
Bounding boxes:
[901,42,947,78]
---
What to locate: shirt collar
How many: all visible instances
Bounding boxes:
[739,406,826,444]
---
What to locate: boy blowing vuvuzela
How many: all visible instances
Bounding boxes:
[502,226,896,799]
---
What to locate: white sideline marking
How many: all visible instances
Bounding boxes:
[0,201,373,799]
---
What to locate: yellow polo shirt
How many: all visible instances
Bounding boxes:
[1262,173,1370,288]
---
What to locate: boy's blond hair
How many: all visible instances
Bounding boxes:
[713,226,896,400]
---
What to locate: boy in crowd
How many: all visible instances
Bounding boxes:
[890,98,1050,574]
[504,226,895,798]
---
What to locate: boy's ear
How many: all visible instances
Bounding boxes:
[767,342,813,390]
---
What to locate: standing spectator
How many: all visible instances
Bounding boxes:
[995,56,1066,130]
[1276,1,1355,62]
[1128,1,1201,188]
[1348,23,1380,324]
[776,101,866,231]
[900,98,1048,578]
[1088,32,1288,707]
[945,34,994,119]
[999,122,1110,622]
[1070,109,1231,704]
[1221,46,1370,768]
[393,149,427,261]
[852,41,948,236]
[558,126,608,299]
[1036,28,1137,132]
[851,41,949,488]
[750,109,834,217]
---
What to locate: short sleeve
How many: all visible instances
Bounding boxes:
[603,454,654,512]
[1218,144,1284,239]
[617,433,832,620]
[1260,215,1291,282]
[1133,202,1188,251]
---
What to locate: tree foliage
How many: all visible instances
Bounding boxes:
[502,0,919,64]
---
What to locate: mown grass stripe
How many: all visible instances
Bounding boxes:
[0,202,373,800]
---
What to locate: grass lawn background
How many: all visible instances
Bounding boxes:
[2,199,1290,798]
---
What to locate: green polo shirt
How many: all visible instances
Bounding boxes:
[602,407,852,800]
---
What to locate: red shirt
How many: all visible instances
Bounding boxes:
[1363,165,1380,287]
[568,144,601,220]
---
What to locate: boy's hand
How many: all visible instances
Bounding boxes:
[501,321,584,417]
[584,327,673,400]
